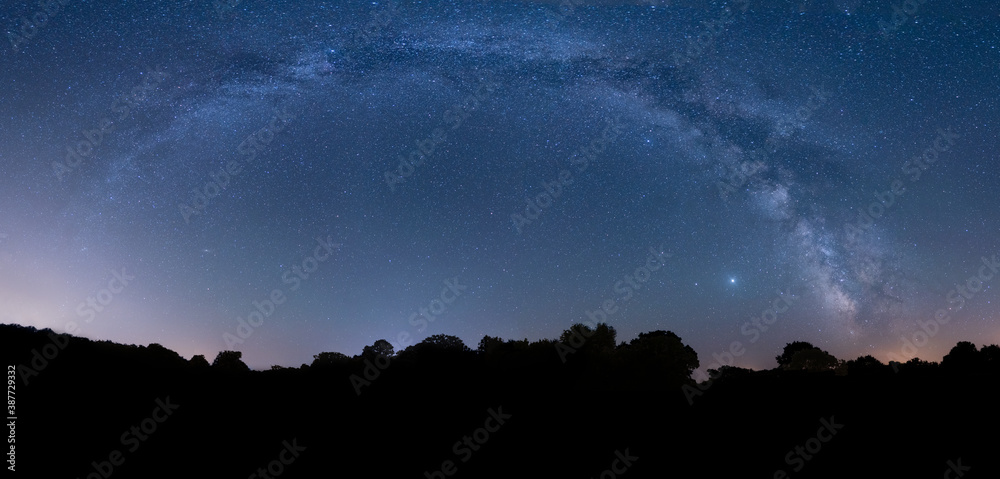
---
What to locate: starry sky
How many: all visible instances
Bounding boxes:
[1,0,998,371]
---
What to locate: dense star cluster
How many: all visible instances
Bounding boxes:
[1,0,998,370]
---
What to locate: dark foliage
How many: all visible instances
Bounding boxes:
[4,323,1000,478]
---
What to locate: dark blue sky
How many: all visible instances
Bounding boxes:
[2,0,998,371]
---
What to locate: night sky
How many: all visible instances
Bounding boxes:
[2,0,998,372]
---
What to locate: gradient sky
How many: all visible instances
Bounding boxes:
[1,0,998,370]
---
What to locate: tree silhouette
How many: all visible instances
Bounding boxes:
[397,334,471,365]
[942,341,982,373]
[361,339,394,360]
[704,365,752,383]
[559,323,617,356]
[846,355,888,376]
[415,334,469,352]
[618,330,699,386]
[145,343,186,367]
[888,356,939,374]
[589,323,617,353]
[189,354,210,368]
[6,321,1000,478]
[477,337,535,374]
[312,351,351,368]
[981,344,1000,372]
[786,346,839,372]
[477,335,504,354]
[776,341,819,368]
[212,350,250,372]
